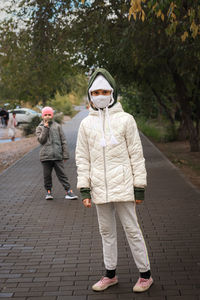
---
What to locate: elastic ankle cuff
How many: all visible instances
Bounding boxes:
[140,270,151,279]
[106,269,116,279]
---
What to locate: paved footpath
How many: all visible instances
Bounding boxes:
[0,109,200,300]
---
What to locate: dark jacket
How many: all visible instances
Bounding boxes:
[36,121,69,161]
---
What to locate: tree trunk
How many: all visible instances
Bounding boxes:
[184,116,199,151]
[173,72,199,152]
[177,118,188,141]
[150,85,176,137]
[42,97,46,107]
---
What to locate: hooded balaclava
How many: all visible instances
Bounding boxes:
[88,68,118,109]
[87,68,118,147]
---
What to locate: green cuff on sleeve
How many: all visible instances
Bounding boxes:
[80,187,91,201]
[134,187,145,201]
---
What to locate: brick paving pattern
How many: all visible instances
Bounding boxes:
[0,108,200,300]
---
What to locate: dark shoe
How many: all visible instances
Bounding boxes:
[65,189,78,200]
[45,190,53,200]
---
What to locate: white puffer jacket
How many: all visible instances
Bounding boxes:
[76,102,147,204]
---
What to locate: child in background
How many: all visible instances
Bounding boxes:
[36,106,78,201]
[76,68,153,293]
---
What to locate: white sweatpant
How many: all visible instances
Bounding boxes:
[96,201,150,273]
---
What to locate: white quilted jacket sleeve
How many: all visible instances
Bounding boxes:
[76,121,90,189]
[125,115,147,188]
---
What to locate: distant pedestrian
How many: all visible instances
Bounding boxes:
[0,108,9,128]
[8,112,17,141]
[36,106,78,201]
[76,68,153,293]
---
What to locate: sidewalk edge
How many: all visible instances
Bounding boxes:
[0,146,39,178]
[141,132,200,196]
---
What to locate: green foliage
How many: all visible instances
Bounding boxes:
[60,73,88,104]
[23,115,41,136]
[54,112,64,124]
[129,0,200,41]
[0,1,76,105]
[120,85,158,119]
[71,0,199,151]
[47,73,87,116]
[136,117,177,143]
[48,93,73,116]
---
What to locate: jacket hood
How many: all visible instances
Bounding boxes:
[88,68,118,109]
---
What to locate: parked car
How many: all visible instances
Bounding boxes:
[8,108,41,125]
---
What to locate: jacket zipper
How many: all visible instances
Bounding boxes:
[50,126,55,159]
[102,111,108,202]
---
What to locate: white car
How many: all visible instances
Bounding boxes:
[9,108,41,125]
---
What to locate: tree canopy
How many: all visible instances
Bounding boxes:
[72,0,200,151]
[0,0,80,105]
[129,0,200,41]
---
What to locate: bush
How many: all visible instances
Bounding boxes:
[120,86,159,119]
[136,117,177,142]
[23,115,41,136]
[49,93,73,116]
[54,112,64,124]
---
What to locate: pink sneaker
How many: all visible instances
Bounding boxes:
[133,277,153,292]
[92,276,118,291]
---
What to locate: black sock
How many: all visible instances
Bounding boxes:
[140,270,151,279]
[106,269,116,279]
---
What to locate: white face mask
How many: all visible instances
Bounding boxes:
[91,95,112,109]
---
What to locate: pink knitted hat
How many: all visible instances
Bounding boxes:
[42,106,54,118]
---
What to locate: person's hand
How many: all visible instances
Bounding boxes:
[83,198,91,208]
[44,120,49,127]
[135,199,143,205]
